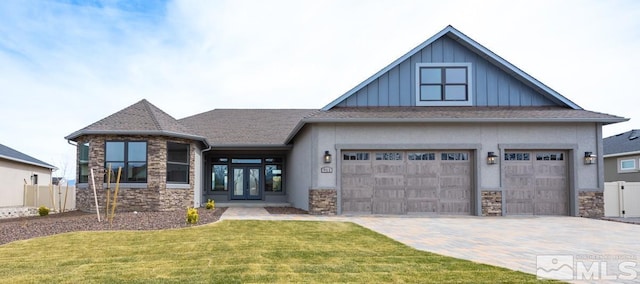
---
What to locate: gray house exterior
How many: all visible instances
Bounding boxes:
[66,26,626,217]
[604,130,640,182]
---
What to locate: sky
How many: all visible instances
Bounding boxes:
[0,0,639,180]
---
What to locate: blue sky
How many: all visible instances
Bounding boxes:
[0,0,639,179]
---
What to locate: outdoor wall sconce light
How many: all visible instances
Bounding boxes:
[584,151,596,165]
[323,151,332,164]
[487,152,498,165]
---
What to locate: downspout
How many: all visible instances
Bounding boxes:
[197,142,212,207]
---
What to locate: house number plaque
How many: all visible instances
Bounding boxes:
[321,166,333,173]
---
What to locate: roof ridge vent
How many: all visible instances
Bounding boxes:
[629,130,640,140]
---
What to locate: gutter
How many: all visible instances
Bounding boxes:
[284,116,629,144]
[64,130,210,148]
[603,150,640,158]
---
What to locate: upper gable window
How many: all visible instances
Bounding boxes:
[415,63,472,106]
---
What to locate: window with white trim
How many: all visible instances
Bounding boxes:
[620,159,636,171]
[416,63,472,106]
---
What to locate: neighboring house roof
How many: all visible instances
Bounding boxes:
[0,143,56,170]
[322,25,581,111]
[604,130,640,157]
[65,99,209,146]
[284,107,627,144]
[179,109,317,147]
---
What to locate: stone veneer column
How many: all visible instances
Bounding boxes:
[309,188,337,215]
[578,191,604,218]
[481,191,502,216]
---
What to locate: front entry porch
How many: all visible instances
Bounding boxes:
[203,152,287,204]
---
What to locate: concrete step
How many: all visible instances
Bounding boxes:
[215,202,291,208]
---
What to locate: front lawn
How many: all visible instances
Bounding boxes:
[0,220,547,283]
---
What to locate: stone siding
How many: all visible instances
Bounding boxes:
[309,188,337,215]
[481,191,502,216]
[578,191,604,218]
[75,135,197,212]
[0,207,38,219]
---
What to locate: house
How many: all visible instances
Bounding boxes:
[0,143,56,207]
[65,26,626,217]
[604,130,640,182]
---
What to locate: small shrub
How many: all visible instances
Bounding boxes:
[38,206,50,216]
[186,207,199,224]
[205,199,215,210]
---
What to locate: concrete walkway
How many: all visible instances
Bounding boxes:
[220,208,640,283]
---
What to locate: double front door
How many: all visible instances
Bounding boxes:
[231,166,261,200]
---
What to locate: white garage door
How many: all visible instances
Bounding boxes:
[503,151,568,215]
[341,151,471,215]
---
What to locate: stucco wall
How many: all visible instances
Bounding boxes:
[287,126,313,210]
[0,159,51,207]
[307,122,602,215]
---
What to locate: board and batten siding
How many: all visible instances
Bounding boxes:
[338,36,555,108]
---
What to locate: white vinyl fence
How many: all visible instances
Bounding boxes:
[604,181,640,217]
[24,184,76,212]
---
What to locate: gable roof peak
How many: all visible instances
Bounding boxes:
[321,25,581,111]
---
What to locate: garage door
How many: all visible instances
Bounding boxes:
[503,151,568,215]
[341,151,471,215]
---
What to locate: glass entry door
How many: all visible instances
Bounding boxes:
[231,166,261,200]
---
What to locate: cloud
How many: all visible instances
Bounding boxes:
[0,0,638,179]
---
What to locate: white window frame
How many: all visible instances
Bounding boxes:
[619,159,637,172]
[415,62,473,106]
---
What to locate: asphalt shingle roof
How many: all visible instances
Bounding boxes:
[305,107,626,122]
[67,100,626,148]
[604,130,640,155]
[65,99,207,144]
[179,109,317,146]
[0,143,56,169]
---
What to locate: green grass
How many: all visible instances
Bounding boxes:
[0,220,549,283]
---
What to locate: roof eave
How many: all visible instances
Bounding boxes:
[65,130,210,148]
[0,155,57,170]
[604,150,640,158]
[208,144,293,151]
[283,116,627,145]
[303,117,628,124]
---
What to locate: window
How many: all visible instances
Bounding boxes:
[212,165,228,191]
[620,159,636,171]
[105,141,147,183]
[265,164,283,192]
[79,142,89,183]
[167,142,189,183]
[505,152,530,161]
[343,152,370,161]
[408,152,436,161]
[375,152,402,161]
[416,63,472,106]
[536,152,564,161]
[441,152,468,161]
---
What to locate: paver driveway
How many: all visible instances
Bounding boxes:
[221,208,640,283]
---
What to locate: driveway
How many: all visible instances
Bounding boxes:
[221,208,640,283]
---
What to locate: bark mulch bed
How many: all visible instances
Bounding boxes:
[264,207,309,214]
[0,208,226,246]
